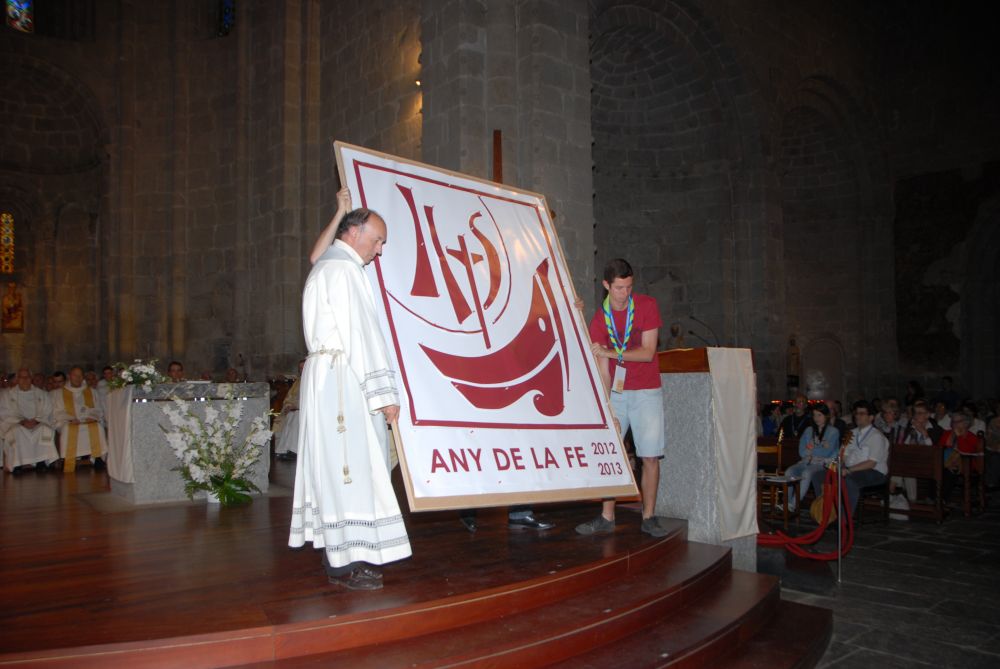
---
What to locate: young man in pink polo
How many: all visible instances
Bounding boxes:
[578,258,668,537]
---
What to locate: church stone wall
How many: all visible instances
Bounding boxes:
[1,18,112,374]
[1,0,995,401]
[421,0,595,307]
[317,0,423,236]
[882,6,1000,401]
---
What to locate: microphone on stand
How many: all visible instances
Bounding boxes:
[687,330,712,347]
[689,315,720,346]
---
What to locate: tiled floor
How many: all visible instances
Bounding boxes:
[773,499,1000,668]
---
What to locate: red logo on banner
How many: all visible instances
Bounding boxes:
[390,185,568,416]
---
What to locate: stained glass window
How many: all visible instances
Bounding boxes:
[6,0,34,34]
[0,213,13,274]
[218,0,234,36]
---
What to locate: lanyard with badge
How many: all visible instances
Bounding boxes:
[849,426,872,465]
[603,294,634,393]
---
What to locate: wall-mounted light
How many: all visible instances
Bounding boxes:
[415,79,421,87]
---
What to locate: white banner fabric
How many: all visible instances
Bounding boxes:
[336,143,638,511]
[105,386,133,483]
[707,348,758,541]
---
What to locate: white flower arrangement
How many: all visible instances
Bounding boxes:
[160,394,272,505]
[110,359,166,392]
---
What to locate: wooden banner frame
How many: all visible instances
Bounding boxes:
[334,141,638,511]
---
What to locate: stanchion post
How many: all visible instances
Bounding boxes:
[836,453,843,584]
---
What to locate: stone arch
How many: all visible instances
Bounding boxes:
[0,181,49,371]
[589,0,775,379]
[961,196,1000,398]
[0,181,52,306]
[777,75,894,400]
[0,55,107,175]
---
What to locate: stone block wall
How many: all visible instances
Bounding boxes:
[421,0,595,305]
[319,0,422,209]
[589,0,782,395]
[1,21,109,373]
[1,0,995,401]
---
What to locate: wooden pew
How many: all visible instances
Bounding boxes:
[889,443,944,522]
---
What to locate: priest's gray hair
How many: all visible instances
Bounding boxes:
[335,208,381,239]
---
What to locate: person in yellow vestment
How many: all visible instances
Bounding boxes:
[51,366,108,472]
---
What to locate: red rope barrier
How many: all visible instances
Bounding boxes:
[757,465,855,561]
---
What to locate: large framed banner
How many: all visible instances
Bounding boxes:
[335,142,638,511]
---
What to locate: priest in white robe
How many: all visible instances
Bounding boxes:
[51,366,108,472]
[2,368,58,472]
[289,199,411,591]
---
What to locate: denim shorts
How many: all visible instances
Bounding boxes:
[610,387,665,458]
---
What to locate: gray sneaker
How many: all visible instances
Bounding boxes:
[641,517,669,537]
[576,515,615,535]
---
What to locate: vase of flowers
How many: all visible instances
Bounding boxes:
[161,395,272,506]
[110,359,166,392]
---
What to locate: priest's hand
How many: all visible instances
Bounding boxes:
[20,418,38,429]
[381,404,399,424]
[336,187,352,216]
[310,188,354,265]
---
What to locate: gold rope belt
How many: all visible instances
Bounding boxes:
[306,347,352,483]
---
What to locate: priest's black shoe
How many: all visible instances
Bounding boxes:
[508,514,554,531]
[329,567,383,591]
[459,515,477,533]
[93,457,107,470]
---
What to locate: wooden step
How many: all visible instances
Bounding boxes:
[715,599,832,669]
[267,519,690,660]
[241,540,732,667]
[546,570,781,668]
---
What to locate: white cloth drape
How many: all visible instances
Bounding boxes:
[707,348,758,541]
[106,387,134,482]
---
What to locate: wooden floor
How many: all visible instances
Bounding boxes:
[0,461,654,662]
[0,459,831,668]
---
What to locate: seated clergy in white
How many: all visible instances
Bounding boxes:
[51,366,108,472]
[273,359,305,460]
[1,367,59,472]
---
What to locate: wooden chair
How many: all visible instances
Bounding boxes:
[779,437,800,474]
[888,442,944,522]
[958,436,987,516]
[757,437,800,529]
[757,436,782,475]
[856,444,892,525]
